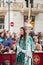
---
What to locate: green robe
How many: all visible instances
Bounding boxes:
[27,36,34,52]
[16,36,34,65]
[16,37,26,65]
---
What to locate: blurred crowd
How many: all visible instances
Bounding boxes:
[0,28,43,65]
[0,29,43,54]
[29,31,43,51]
[0,30,17,54]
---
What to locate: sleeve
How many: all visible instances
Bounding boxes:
[28,36,35,52]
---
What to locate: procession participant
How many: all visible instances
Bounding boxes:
[16,27,26,65]
[16,27,33,65]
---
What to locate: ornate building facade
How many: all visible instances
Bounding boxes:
[0,0,43,33]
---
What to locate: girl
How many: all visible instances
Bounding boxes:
[16,27,32,65]
[16,27,26,65]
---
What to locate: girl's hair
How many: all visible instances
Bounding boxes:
[3,33,7,40]
[20,27,26,41]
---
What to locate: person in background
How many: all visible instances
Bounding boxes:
[0,43,4,54]
[1,60,10,65]
[0,32,4,43]
[0,43,3,54]
[38,32,42,39]
[4,46,13,54]
[3,32,7,41]
[38,36,43,51]
[38,32,42,43]
[12,39,17,53]
[33,36,42,51]
[35,44,42,51]
[11,32,16,40]
[33,36,39,50]
[3,31,13,49]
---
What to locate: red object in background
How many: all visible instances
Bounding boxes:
[32,52,43,65]
[0,54,16,65]
[10,22,14,27]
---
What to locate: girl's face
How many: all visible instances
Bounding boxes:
[20,29,24,36]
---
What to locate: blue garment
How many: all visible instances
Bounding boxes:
[27,36,34,51]
[16,37,26,64]
[25,36,34,65]
[0,37,4,43]
[4,38,13,48]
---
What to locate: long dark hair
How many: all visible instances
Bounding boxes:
[20,27,26,41]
